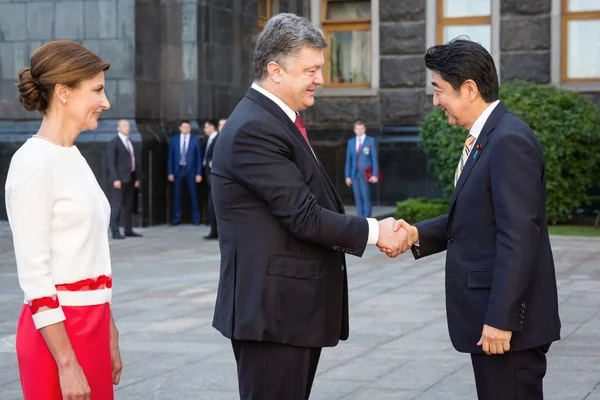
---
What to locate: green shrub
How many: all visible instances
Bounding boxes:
[396,198,450,224]
[419,80,600,224]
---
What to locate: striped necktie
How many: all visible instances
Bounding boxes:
[454,134,476,187]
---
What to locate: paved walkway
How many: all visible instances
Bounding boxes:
[0,221,599,399]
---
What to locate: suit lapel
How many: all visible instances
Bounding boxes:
[449,102,508,214]
[246,88,344,213]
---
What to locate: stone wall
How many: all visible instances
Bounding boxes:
[500,0,551,83]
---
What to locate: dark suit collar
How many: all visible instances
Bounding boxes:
[449,101,507,213]
[246,87,345,213]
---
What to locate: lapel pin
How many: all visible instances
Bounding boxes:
[476,143,483,150]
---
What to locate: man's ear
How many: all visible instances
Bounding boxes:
[267,61,283,84]
[463,79,480,102]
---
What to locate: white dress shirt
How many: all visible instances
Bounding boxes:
[355,134,366,152]
[251,82,379,245]
[470,100,500,140]
[118,132,135,172]
[204,132,218,166]
[5,138,112,329]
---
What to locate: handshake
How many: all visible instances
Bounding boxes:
[376,218,419,258]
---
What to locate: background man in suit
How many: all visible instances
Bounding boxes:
[167,120,203,225]
[344,120,379,217]
[202,120,219,239]
[218,117,227,134]
[107,119,142,239]
[210,13,411,400]
[391,39,561,400]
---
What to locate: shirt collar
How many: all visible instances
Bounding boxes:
[470,100,500,139]
[251,82,297,122]
[117,132,128,141]
[207,132,218,141]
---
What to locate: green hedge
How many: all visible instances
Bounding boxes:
[420,80,600,224]
[395,198,450,224]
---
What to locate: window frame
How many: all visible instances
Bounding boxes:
[560,0,600,83]
[436,0,492,47]
[426,0,500,95]
[321,0,372,88]
[310,0,380,95]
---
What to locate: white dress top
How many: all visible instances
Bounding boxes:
[5,137,112,329]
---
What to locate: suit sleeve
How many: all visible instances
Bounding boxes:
[371,138,379,177]
[196,139,203,176]
[410,214,448,259]
[485,134,543,332]
[232,120,369,257]
[167,139,174,176]
[344,141,352,179]
[106,140,118,183]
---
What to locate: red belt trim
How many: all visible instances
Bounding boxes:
[55,275,113,291]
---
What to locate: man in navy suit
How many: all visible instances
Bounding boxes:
[344,120,379,217]
[167,120,203,225]
[390,39,561,400]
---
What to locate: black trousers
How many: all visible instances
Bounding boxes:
[231,340,322,400]
[207,185,218,236]
[471,343,551,400]
[110,172,136,233]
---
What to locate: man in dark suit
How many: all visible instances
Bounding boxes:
[107,119,142,239]
[202,119,219,239]
[167,120,203,225]
[391,39,561,400]
[210,14,411,400]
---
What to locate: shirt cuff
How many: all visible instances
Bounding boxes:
[366,218,379,245]
[32,307,66,330]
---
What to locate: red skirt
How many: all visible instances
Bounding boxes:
[16,303,114,400]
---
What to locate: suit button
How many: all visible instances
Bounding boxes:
[341,264,345,271]
[447,238,454,244]
[333,246,340,251]
[521,303,526,309]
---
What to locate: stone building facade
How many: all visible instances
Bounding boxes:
[1,0,598,224]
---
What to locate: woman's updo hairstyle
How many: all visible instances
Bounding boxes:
[17,40,110,114]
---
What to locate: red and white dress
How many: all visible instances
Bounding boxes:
[5,137,114,400]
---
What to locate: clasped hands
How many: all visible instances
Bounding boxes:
[376,218,419,257]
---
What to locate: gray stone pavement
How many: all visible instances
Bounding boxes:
[0,220,599,400]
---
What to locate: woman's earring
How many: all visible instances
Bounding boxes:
[62,99,67,104]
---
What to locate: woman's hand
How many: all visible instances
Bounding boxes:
[110,324,123,385]
[59,362,91,400]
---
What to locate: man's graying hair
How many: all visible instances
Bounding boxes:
[253,13,327,82]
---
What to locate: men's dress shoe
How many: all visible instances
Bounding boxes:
[112,232,125,239]
[203,234,218,240]
[124,231,143,237]
[192,222,201,226]
[170,221,181,226]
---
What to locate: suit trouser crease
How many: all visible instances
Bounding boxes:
[173,167,200,223]
[207,186,218,235]
[231,340,321,400]
[352,172,371,218]
[110,172,135,233]
[470,343,550,400]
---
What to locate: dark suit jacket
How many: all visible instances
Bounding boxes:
[411,102,561,354]
[211,88,369,348]
[167,134,202,177]
[106,135,141,184]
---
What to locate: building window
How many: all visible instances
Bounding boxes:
[561,0,600,83]
[437,0,492,51]
[321,0,372,88]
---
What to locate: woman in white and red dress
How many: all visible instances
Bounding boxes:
[5,40,123,400]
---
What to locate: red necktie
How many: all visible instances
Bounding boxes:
[126,139,134,172]
[294,114,311,147]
